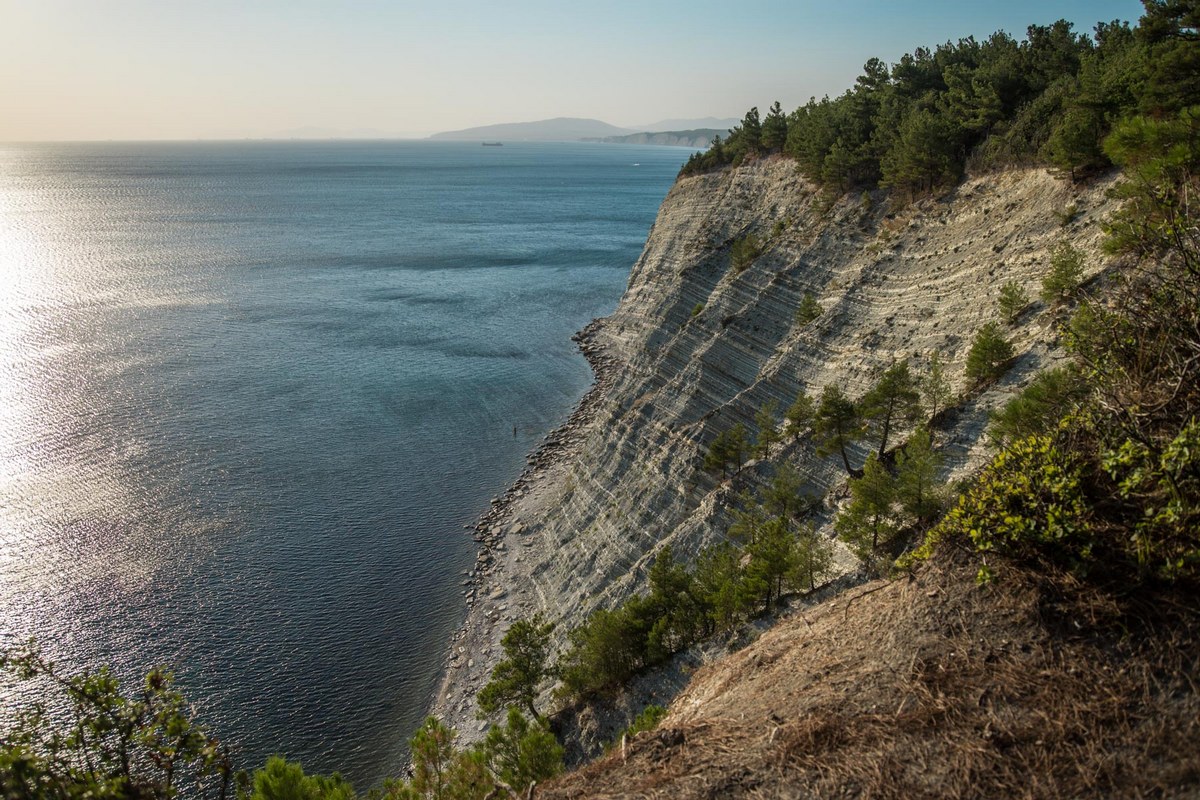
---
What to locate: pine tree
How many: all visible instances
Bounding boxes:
[814,384,864,476]
[704,424,749,478]
[754,400,780,458]
[761,101,789,151]
[894,427,944,526]
[741,516,798,610]
[478,615,555,721]
[859,361,922,458]
[998,281,1030,324]
[784,392,815,440]
[922,352,954,422]
[1040,241,1086,304]
[481,708,564,794]
[795,292,823,326]
[762,463,810,521]
[790,522,834,592]
[834,453,899,573]
[965,322,1015,384]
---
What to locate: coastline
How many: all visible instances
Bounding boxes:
[427,317,618,742]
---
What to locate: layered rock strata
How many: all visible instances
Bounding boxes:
[431,157,1118,743]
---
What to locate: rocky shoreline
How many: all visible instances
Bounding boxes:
[427,316,619,741]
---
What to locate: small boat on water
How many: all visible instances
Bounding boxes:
[481,142,503,147]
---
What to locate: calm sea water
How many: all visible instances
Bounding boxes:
[0,140,689,788]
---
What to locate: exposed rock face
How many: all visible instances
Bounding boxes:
[431,157,1118,742]
[533,158,1113,614]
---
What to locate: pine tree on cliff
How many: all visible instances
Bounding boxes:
[478,615,555,721]
[814,385,865,477]
[761,101,788,151]
[704,423,749,478]
[754,400,781,458]
[859,361,922,458]
[784,391,816,441]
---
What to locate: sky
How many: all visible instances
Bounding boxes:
[0,0,1147,141]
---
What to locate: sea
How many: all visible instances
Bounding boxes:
[0,139,691,788]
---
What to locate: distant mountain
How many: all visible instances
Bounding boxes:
[633,117,739,133]
[583,129,724,148]
[430,117,635,142]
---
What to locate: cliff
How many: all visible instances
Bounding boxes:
[432,157,1119,745]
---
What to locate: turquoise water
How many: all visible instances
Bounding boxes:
[0,140,689,787]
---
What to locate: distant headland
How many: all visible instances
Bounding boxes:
[429,116,735,147]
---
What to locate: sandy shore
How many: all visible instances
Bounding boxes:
[426,318,618,743]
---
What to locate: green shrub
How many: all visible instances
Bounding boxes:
[691,302,704,317]
[1102,419,1200,577]
[965,322,1015,384]
[910,435,1092,579]
[1054,203,1079,226]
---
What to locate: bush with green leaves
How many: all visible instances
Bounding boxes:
[965,322,1015,384]
[910,434,1092,580]
[1101,419,1200,578]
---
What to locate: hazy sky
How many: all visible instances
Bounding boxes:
[0,0,1145,141]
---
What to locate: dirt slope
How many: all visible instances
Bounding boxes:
[538,559,1200,799]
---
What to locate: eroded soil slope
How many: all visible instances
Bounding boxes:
[540,559,1200,799]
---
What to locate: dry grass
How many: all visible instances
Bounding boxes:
[538,558,1200,799]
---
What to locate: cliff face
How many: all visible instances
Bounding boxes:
[527,158,1112,613]
[433,157,1118,739]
